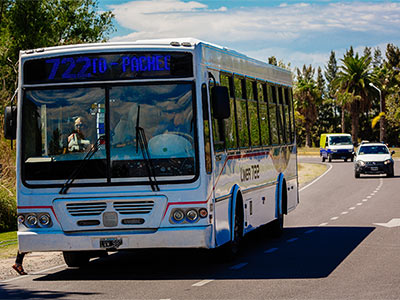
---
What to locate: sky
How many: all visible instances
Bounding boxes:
[98,0,400,71]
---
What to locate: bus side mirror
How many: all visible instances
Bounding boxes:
[211,86,230,119]
[4,106,17,140]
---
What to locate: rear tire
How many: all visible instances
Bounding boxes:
[63,251,90,268]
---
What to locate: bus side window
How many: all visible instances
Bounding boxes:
[235,76,249,148]
[247,79,260,147]
[202,83,212,173]
[284,87,292,143]
[289,88,296,143]
[258,82,271,146]
[268,84,280,145]
[278,86,287,144]
[210,79,225,152]
[220,73,237,150]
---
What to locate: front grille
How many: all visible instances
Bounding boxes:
[337,149,350,153]
[113,201,154,214]
[366,161,384,166]
[66,202,107,216]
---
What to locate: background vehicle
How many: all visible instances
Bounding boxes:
[320,133,354,162]
[354,142,395,178]
[4,38,298,266]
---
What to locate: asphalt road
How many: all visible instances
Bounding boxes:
[1,156,400,299]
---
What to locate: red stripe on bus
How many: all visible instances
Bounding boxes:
[17,206,60,224]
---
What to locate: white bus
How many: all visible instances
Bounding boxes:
[4,38,298,266]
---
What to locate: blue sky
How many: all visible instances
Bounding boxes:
[98,0,400,71]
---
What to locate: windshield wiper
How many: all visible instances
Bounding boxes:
[59,136,105,194]
[136,105,160,192]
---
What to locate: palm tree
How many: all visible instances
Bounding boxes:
[334,52,372,142]
[294,65,321,147]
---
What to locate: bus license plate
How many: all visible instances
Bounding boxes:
[100,238,123,249]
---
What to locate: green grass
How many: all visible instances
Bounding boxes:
[0,231,18,259]
[0,231,16,241]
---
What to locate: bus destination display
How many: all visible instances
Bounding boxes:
[24,52,193,84]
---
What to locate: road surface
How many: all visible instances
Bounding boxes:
[1,157,399,299]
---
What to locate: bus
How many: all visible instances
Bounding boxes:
[4,38,298,266]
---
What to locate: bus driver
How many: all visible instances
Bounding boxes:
[68,117,90,152]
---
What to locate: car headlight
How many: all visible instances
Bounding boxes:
[384,159,393,165]
[358,160,366,167]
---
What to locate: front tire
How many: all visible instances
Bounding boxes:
[63,251,90,268]
[355,171,360,178]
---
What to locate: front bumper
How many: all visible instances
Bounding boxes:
[18,225,213,252]
[356,162,393,174]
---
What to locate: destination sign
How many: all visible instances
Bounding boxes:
[23,52,193,84]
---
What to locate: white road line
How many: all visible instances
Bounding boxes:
[367,196,372,199]
[319,222,328,226]
[357,203,363,206]
[330,216,339,220]
[349,207,356,210]
[299,163,333,192]
[305,229,315,234]
[192,279,214,287]
[230,262,248,270]
[287,238,298,243]
[341,211,348,215]
[362,199,368,202]
[264,247,279,253]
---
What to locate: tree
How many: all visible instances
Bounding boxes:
[0,0,115,107]
[324,50,339,131]
[294,65,322,147]
[334,51,372,142]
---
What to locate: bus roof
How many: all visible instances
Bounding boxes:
[20,37,292,86]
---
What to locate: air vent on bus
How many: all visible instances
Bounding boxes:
[113,201,154,214]
[66,202,107,216]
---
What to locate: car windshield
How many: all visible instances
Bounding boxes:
[22,82,197,184]
[358,145,389,155]
[329,136,352,145]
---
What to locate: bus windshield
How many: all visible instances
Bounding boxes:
[22,82,196,183]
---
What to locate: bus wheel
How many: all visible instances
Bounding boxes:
[216,197,244,262]
[63,251,90,268]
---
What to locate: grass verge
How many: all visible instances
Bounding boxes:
[0,231,17,259]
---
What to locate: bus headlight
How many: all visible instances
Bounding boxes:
[172,209,185,222]
[17,215,25,224]
[186,209,198,222]
[19,213,53,228]
[38,214,52,227]
[26,214,38,227]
